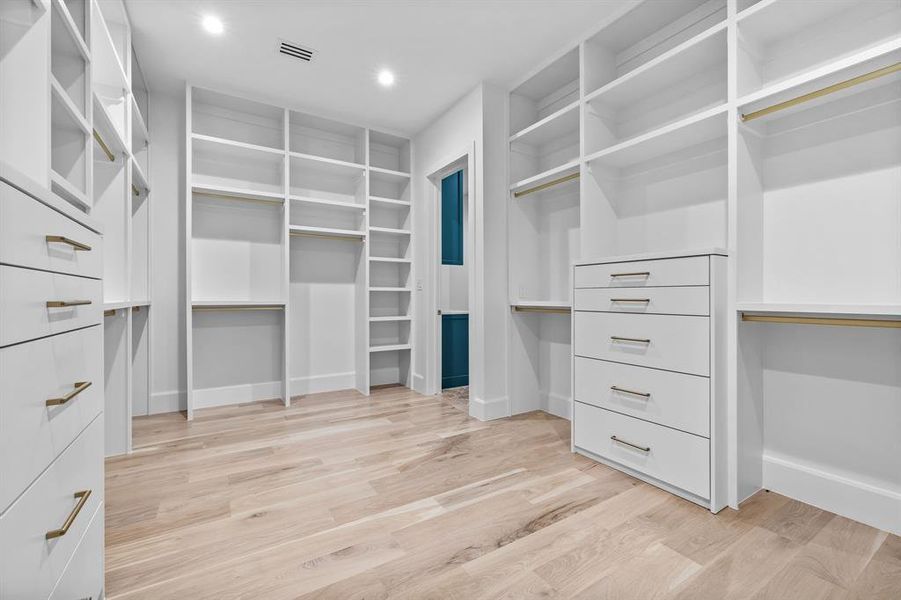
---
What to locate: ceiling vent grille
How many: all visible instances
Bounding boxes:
[278,40,315,63]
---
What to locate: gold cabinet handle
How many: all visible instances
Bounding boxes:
[611,436,650,452]
[46,490,92,539]
[610,298,650,303]
[610,336,651,344]
[610,271,650,278]
[45,235,92,251]
[46,381,92,407]
[610,385,650,398]
[46,300,92,308]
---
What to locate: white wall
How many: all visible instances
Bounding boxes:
[148,91,186,413]
[412,83,509,420]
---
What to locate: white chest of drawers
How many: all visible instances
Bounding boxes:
[0,168,104,599]
[572,249,727,512]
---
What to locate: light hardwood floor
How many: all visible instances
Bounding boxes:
[106,387,900,599]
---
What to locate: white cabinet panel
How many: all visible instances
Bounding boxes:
[574,256,709,288]
[574,286,709,316]
[48,502,104,600]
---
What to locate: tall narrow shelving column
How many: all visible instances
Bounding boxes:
[368,131,413,390]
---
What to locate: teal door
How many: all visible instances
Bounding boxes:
[441,170,463,265]
[442,314,468,389]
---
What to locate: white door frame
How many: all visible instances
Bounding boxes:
[426,142,477,400]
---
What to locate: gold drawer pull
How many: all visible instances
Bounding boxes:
[46,300,92,308]
[611,436,650,452]
[610,385,650,398]
[45,235,92,251]
[610,271,650,278]
[611,336,651,344]
[46,490,92,539]
[46,381,92,407]
[611,298,650,303]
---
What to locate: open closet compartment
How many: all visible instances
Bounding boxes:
[50,0,91,209]
[734,38,901,533]
[186,86,288,417]
[368,131,413,388]
[508,48,581,419]
[91,0,127,171]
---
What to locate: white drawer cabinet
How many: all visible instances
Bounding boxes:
[572,251,726,511]
[0,264,102,347]
[574,402,710,499]
[0,415,104,600]
[574,286,709,316]
[0,326,103,512]
[0,181,102,279]
[574,311,710,376]
[574,357,710,437]
[0,175,104,598]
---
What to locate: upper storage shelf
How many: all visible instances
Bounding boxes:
[736,0,901,98]
[369,130,410,174]
[290,111,365,166]
[192,87,285,151]
[583,0,726,95]
[509,48,579,137]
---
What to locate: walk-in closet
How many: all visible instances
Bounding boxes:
[2,1,898,597]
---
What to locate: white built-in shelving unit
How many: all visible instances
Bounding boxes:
[185,85,413,419]
[508,0,901,534]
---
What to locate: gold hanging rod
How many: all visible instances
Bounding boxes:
[741,314,901,329]
[512,306,571,314]
[93,129,115,162]
[192,305,284,312]
[193,191,284,205]
[103,309,116,317]
[514,172,580,198]
[132,184,141,197]
[741,61,901,122]
[290,231,365,242]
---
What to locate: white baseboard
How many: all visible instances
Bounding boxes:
[543,392,572,420]
[149,389,185,415]
[412,372,426,394]
[469,395,509,421]
[193,381,283,410]
[763,453,901,535]
[290,372,355,396]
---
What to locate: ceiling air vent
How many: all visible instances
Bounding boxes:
[278,40,315,63]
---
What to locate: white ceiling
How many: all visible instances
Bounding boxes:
[125,0,626,136]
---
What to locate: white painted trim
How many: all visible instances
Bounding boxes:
[192,381,283,410]
[290,372,356,396]
[763,453,901,536]
[544,392,572,420]
[469,395,510,422]
[149,389,185,415]
[412,372,426,393]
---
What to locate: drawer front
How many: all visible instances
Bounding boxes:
[574,256,709,288]
[574,312,709,376]
[0,326,103,512]
[574,402,709,499]
[574,286,709,316]
[574,357,709,437]
[0,265,102,347]
[0,416,104,600]
[48,503,104,600]
[0,181,102,279]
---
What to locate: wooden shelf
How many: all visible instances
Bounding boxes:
[369,196,410,207]
[586,105,727,170]
[369,343,412,353]
[290,195,366,210]
[510,160,580,194]
[289,225,366,239]
[509,100,579,146]
[192,182,284,203]
[50,169,89,209]
[369,226,411,236]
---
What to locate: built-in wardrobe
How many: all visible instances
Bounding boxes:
[506,0,900,535]
[185,86,414,418]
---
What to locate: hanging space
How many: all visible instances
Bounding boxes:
[368,132,413,389]
[733,0,901,534]
[508,48,580,418]
[288,111,368,397]
[187,86,288,418]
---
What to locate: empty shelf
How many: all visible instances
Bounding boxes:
[510,160,580,195]
[50,170,89,209]
[370,166,411,182]
[370,226,411,236]
[289,225,366,239]
[369,316,412,322]
[370,287,412,292]
[369,343,412,353]
[290,195,366,210]
[369,256,411,264]
[369,196,411,207]
[290,151,366,178]
[192,182,285,203]
[509,100,580,146]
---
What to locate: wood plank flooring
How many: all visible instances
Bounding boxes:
[105,386,901,599]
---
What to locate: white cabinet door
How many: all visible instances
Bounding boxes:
[574,256,709,288]
[574,286,709,316]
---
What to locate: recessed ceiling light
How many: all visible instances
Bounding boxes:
[377,69,395,88]
[202,15,224,35]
